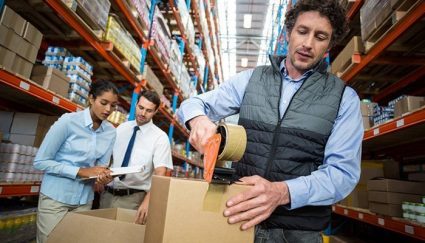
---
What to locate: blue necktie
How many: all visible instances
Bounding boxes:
[119,126,139,180]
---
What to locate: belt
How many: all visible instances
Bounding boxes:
[105,186,145,196]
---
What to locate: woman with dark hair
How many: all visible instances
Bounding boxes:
[34,80,119,243]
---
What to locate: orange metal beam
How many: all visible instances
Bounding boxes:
[363,107,425,141]
[342,2,425,83]
[373,56,425,66]
[159,106,190,137]
[346,0,364,21]
[373,66,425,102]
[333,204,425,240]
[0,183,41,197]
[0,69,81,112]
[44,0,138,87]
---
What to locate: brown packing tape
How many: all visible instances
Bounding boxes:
[203,183,226,212]
[217,123,247,162]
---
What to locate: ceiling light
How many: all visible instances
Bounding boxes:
[243,14,252,28]
[241,58,248,67]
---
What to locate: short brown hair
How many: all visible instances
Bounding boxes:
[138,90,160,109]
[285,0,348,47]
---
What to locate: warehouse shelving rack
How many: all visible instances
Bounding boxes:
[328,1,425,240]
[0,0,223,193]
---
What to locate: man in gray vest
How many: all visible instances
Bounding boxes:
[177,0,362,242]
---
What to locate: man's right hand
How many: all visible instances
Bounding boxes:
[77,166,110,179]
[188,115,217,154]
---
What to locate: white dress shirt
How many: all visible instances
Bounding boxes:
[110,120,173,191]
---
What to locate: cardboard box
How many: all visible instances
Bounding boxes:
[0,6,26,36]
[339,184,369,209]
[143,64,164,95]
[145,176,254,243]
[367,178,425,195]
[0,45,16,70]
[331,36,364,74]
[362,116,372,130]
[360,102,377,116]
[23,21,43,49]
[15,39,38,64]
[11,113,46,135]
[0,24,23,54]
[359,161,384,184]
[369,202,402,217]
[11,55,33,79]
[394,96,425,117]
[368,191,422,204]
[48,208,145,243]
[9,133,36,146]
[31,66,70,97]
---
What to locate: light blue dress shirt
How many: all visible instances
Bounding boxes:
[177,60,363,210]
[34,108,116,205]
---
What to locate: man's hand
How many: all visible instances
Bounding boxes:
[77,166,111,179]
[223,175,290,230]
[93,182,105,193]
[135,193,150,225]
[96,170,113,185]
[188,115,217,154]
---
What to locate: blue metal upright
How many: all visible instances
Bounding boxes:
[184,140,191,170]
[168,92,179,143]
[192,75,199,93]
[186,0,192,10]
[0,0,5,14]
[203,66,209,91]
[176,36,185,55]
[129,0,158,120]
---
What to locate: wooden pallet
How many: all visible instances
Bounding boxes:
[364,0,420,53]
[336,54,362,78]
[103,42,142,78]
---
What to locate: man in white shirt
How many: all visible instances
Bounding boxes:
[100,90,173,224]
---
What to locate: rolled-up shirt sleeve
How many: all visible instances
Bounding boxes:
[285,87,363,209]
[33,115,80,179]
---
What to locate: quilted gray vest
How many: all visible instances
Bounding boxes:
[236,55,345,230]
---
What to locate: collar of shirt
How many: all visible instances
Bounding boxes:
[279,58,314,83]
[83,108,106,132]
[130,119,153,134]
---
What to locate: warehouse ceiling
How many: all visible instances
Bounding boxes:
[218,0,286,80]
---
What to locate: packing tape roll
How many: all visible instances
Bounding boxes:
[217,123,247,162]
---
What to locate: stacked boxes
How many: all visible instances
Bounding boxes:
[78,0,111,30]
[194,44,206,84]
[367,178,425,217]
[331,36,364,75]
[31,66,71,98]
[169,40,183,79]
[143,64,164,95]
[42,46,93,106]
[0,143,43,182]
[0,6,43,78]
[179,65,195,99]
[152,8,171,65]
[360,101,377,130]
[104,15,141,71]
[128,0,151,36]
[394,96,425,118]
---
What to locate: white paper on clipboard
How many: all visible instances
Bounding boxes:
[81,166,145,180]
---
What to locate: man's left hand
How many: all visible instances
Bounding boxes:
[135,196,149,225]
[224,175,290,230]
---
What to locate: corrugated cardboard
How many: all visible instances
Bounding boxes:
[367,178,425,195]
[143,64,164,95]
[31,66,70,97]
[0,6,26,36]
[359,161,384,184]
[0,45,16,70]
[47,208,145,243]
[11,55,33,79]
[145,176,254,243]
[369,202,402,217]
[394,96,425,117]
[9,133,36,146]
[22,21,43,49]
[362,116,372,130]
[0,24,23,54]
[367,191,422,204]
[360,102,377,116]
[15,39,38,64]
[331,36,364,74]
[339,184,369,209]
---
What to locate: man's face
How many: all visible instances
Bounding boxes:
[136,96,158,126]
[286,11,333,74]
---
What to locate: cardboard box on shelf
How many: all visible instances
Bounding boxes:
[145,176,254,243]
[360,102,377,117]
[394,96,425,117]
[47,208,145,243]
[22,20,43,49]
[368,191,422,204]
[31,65,70,97]
[368,201,402,217]
[359,161,384,184]
[367,178,425,195]
[339,184,369,209]
[0,24,23,54]
[331,36,364,74]
[10,113,57,136]
[0,45,16,71]
[143,64,164,95]
[362,116,372,130]
[11,55,33,79]
[0,6,27,36]
[15,39,38,64]
[9,133,36,146]
[0,111,14,138]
